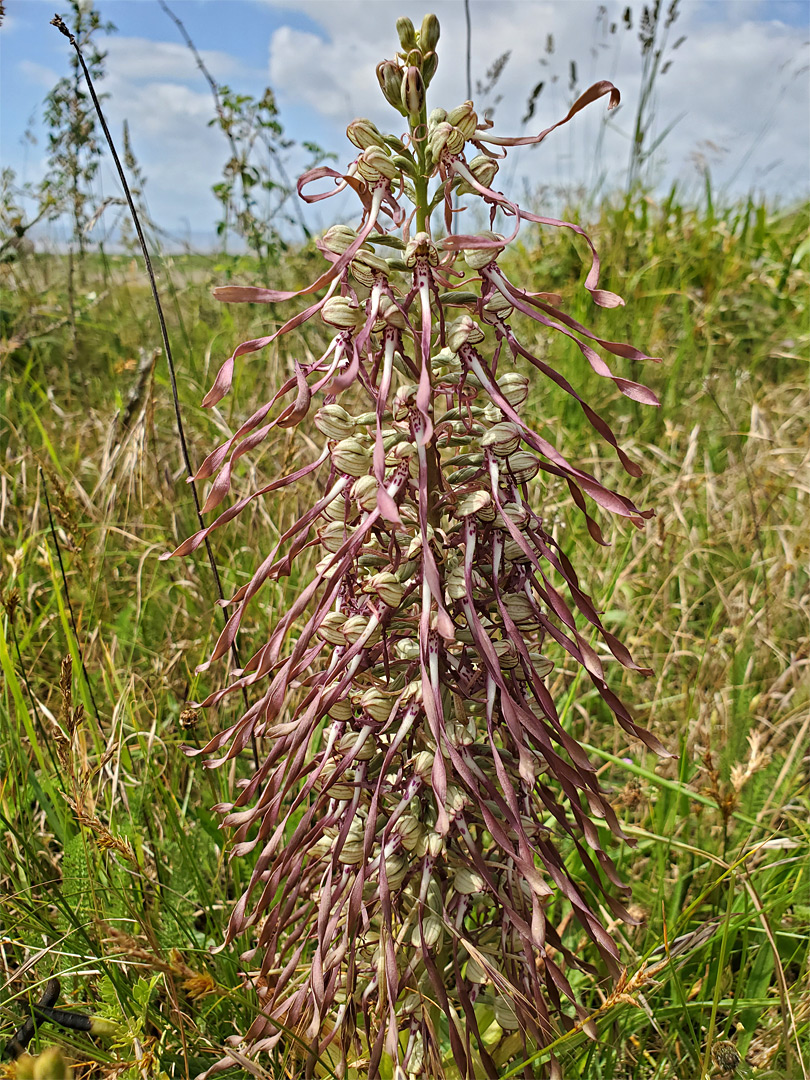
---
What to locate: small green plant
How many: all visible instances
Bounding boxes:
[168,14,665,1078]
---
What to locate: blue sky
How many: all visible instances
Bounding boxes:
[2,0,808,248]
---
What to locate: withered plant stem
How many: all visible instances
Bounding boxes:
[50,13,257,765]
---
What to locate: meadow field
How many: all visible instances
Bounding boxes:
[0,191,808,1078]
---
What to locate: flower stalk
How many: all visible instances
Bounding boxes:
[168,14,666,1079]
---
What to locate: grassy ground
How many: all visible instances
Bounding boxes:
[0,193,808,1079]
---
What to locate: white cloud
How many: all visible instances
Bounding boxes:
[104,36,242,83]
[18,59,60,89]
[264,0,809,201]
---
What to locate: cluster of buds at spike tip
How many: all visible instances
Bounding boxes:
[179,12,663,1080]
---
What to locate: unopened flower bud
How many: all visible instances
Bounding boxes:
[322,296,364,330]
[507,450,541,483]
[364,571,405,608]
[483,289,514,321]
[338,840,366,865]
[318,761,355,801]
[455,490,491,518]
[320,521,357,553]
[396,16,418,50]
[446,314,485,352]
[347,117,387,150]
[482,421,521,457]
[332,436,372,477]
[357,145,400,183]
[374,295,408,331]
[428,106,447,128]
[384,852,408,890]
[394,814,423,851]
[351,474,379,511]
[493,637,519,669]
[329,699,354,721]
[464,231,506,270]
[447,101,478,139]
[468,154,499,189]
[400,66,425,119]
[377,59,407,113]
[496,371,529,407]
[317,611,348,645]
[412,914,444,949]
[342,614,382,646]
[360,688,395,723]
[419,13,440,52]
[322,224,359,255]
[315,403,357,441]
[421,51,438,85]
[502,592,537,627]
[412,750,434,782]
[454,867,484,895]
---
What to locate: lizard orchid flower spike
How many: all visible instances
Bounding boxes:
[166,13,666,1079]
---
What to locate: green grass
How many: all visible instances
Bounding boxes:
[0,192,808,1079]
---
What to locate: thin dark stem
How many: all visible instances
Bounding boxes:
[464,0,472,101]
[3,599,63,774]
[40,466,102,728]
[50,14,257,767]
[158,0,309,243]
